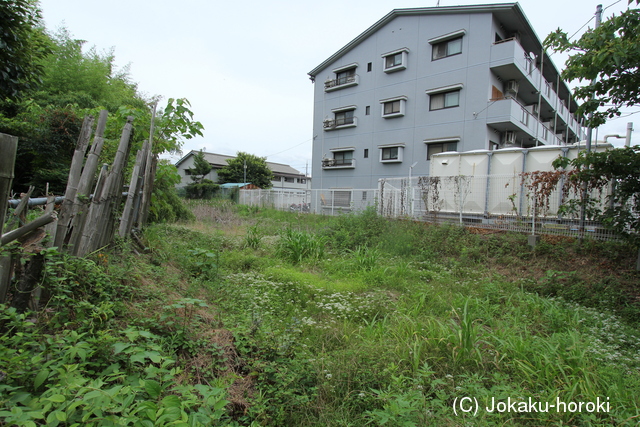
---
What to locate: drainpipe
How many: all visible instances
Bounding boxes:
[535,50,544,147]
[558,147,570,219]
[484,152,493,217]
[518,149,529,215]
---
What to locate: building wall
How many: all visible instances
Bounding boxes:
[311,8,584,194]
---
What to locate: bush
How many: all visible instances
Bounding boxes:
[185,179,220,199]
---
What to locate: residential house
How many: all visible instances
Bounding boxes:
[174,151,309,190]
[308,3,585,199]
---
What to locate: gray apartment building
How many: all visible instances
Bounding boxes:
[308,3,585,193]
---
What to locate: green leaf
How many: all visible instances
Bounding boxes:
[144,380,161,399]
[47,394,66,403]
[34,370,49,389]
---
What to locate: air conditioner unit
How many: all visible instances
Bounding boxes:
[504,131,517,145]
[506,80,519,94]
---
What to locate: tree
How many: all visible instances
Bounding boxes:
[553,147,640,269]
[217,152,274,189]
[544,1,640,127]
[0,0,50,101]
[190,151,212,183]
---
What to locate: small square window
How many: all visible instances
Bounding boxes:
[385,53,402,69]
[382,49,408,73]
[432,37,462,60]
[380,96,407,118]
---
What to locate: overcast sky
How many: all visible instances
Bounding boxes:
[38,0,636,174]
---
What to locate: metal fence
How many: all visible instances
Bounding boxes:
[239,173,619,240]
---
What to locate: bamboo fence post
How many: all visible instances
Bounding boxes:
[138,103,157,228]
[62,111,109,252]
[54,115,95,249]
[69,164,108,256]
[0,133,18,304]
[1,211,57,245]
[77,117,133,256]
[0,133,18,229]
[118,148,146,237]
[5,186,34,231]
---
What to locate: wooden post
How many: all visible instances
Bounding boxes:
[1,211,57,245]
[10,252,45,313]
[0,133,18,229]
[0,133,18,305]
[54,115,95,249]
[77,117,133,256]
[138,103,157,228]
[5,186,34,231]
[62,111,109,252]
[118,148,146,237]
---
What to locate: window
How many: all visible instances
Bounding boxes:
[382,48,408,73]
[364,148,369,158]
[384,100,401,115]
[386,53,402,68]
[429,90,460,110]
[520,107,529,126]
[333,150,353,165]
[335,110,354,126]
[424,137,460,159]
[365,106,370,115]
[324,106,357,130]
[325,63,359,91]
[378,144,404,163]
[380,95,407,118]
[432,37,462,60]
[323,148,355,168]
[184,169,193,176]
[382,147,399,160]
[336,68,355,86]
[427,142,458,159]
[367,62,372,72]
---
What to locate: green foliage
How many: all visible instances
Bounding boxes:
[553,146,640,248]
[148,160,194,223]
[185,179,220,199]
[0,250,230,426]
[217,151,274,188]
[190,150,212,183]
[33,27,143,111]
[322,206,389,250]
[545,1,640,127]
[0,0,50,100]
[276,227,327,264]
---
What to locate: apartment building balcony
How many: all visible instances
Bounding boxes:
[324,74,359,92]
[487,97,574,146]
[323,116,358,131]
[489,38,583,138]
[322,158,356,169]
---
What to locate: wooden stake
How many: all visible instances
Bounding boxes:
[54,115,95,249]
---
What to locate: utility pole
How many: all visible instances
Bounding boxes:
[580,4,603,238]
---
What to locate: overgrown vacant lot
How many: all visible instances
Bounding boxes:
[2,200,639,426]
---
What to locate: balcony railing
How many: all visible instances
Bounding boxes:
[323,116,357,130]
[322,158,356,169]
[324,74,359,92]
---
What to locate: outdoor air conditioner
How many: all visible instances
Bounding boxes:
[504,131,517,146]
[506,80,519,94]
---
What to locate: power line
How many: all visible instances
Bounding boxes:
[264,138,312,158]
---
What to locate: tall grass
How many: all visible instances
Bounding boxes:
[139,206,640,426]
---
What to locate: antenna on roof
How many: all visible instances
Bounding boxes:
[436,0,440,6]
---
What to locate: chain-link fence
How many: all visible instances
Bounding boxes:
[239,172,619,240]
